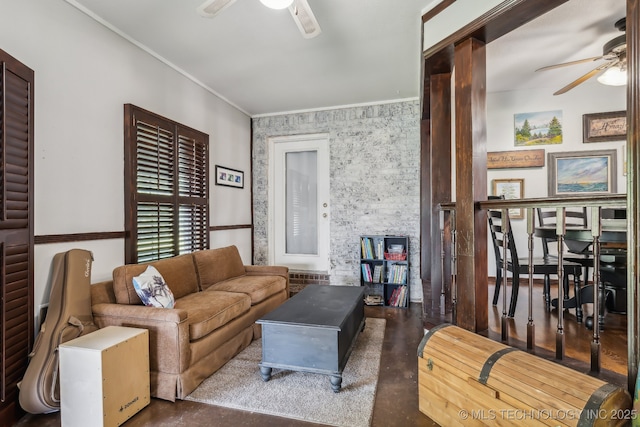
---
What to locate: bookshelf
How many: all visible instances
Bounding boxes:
[360,235,409,308]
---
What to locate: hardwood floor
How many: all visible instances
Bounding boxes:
[13,281,629,427]
[483,281,628,386]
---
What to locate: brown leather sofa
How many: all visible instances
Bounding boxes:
[90,245,289,401]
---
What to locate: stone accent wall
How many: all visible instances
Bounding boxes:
[252,100,422,302]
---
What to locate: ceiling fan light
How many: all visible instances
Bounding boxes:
[597,66,627,86]
[259,0,294,9]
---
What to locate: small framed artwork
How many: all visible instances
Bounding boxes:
[583,111,626,142]
[492,178,524,219]
[547,150,617,197]
[215,165,244,188]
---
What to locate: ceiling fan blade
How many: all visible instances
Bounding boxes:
[289,0,321,39]
[553,60,619,95]
[197,0,238,18]
[535,56,605,72]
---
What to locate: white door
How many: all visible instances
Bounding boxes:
[269,134,330,271]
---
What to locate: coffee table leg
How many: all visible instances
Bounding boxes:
[330,375,342,393]
[260,366,272,382]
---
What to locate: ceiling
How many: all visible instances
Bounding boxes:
[64,0,626,117]
[487,0,626,95]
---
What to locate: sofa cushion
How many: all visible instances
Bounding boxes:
[113,254,199,305]
[205,275,286,305]
[132,265,175,308]
[174,290,250,340]
[193,246,247,290]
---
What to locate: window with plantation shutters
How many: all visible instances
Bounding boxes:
[124,104,209,264]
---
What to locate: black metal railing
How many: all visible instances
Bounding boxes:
[439,194,627,374]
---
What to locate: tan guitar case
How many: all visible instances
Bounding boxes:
[18,249,98,414]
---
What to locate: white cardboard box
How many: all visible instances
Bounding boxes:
[59,326,150,427]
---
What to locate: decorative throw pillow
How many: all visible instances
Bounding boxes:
[132,265,175,308]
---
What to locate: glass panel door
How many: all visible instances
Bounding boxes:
[270,134,329,271]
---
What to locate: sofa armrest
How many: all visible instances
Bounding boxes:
[244,265,290,296]
[91,303,190,375]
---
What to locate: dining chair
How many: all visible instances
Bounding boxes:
[488,206,583,318]
[536,207,592,308]
[591,207,627,329]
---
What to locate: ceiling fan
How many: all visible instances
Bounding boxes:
[197,0,321,39]
[536,17,627,95]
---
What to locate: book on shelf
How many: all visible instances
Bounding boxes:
[361,263,373,282]
[388,287,398,306]
[361,238,368,259]
[388,285,407,307]
[361,237,373,259]
[364,294,383,306]
[372,265,383,283]
[398,285,407,307]
[361,237,384,260]
[386,264,407,284]
[375,240,383,260]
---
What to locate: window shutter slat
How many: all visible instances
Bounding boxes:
[179,204,208,254]
[136,120,175,196]
[2,71,31,228]
[1,244,31,400]
[178,135,207,198]
[136,202,176,262]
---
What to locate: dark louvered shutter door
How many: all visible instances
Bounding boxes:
[0,49,34,426]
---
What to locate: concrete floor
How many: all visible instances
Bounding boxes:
[15,303,436,427]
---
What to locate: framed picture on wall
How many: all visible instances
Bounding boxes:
[547,150,617,197]
[514,110,563,146]
[215,165,244,188]
[583,111,626,143]
[492,178,524,219]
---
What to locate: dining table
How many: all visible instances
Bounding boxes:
[533,223,627,327]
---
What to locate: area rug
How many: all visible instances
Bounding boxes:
[186,317,386,427]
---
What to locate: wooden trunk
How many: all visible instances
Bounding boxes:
[418,324,631,426]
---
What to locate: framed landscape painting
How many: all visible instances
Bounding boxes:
[514,110,563,146]
[547,150,616,197]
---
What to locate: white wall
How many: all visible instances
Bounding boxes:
[486,81,626,276]
[0,1,252,324]
[422,0,503,50]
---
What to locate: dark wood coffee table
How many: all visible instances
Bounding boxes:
[257,284,365,392]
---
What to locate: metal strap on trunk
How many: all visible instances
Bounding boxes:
[478,347,519,384]
[417,323,452,358]
[578,383,622,427]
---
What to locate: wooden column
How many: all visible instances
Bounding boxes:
[420,69,432,310]
[626,0,640,395]
[429,73,452,317]
[453,38,488,332]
